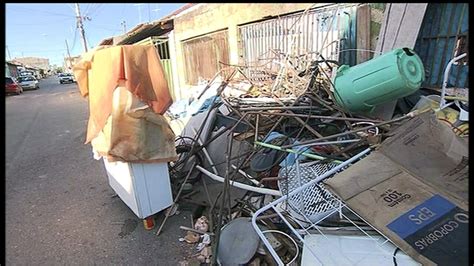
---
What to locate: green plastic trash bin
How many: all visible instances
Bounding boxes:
[333,47,425,113]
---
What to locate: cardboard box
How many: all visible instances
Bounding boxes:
[325,111,468,265]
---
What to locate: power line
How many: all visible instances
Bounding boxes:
[83,3,92,16]
[70,27,78,52]
[15,49,67,52]
[87,4,103,17]
[8,17,75,26]
[7,5,75,18]
[66,3,75,12]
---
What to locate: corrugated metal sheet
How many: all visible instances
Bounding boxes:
[116,20,173,45]
[238,3,358,81]
[414,3,469,89]
[182,30,230,85]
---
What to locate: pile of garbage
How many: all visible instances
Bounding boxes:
[161,47,468,265]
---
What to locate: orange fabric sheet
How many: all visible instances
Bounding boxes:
[73,45,172,143]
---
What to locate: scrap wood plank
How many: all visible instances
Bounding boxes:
[372,3,428,120]
[356,4,371,64]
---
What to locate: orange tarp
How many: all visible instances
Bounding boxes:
[73,45,172,143]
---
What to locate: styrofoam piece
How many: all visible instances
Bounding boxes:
[103,158,173,219]
[301,234,420,266]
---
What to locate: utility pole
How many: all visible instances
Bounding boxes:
[75,3,88,52]
[65,39,72,59]
[65,39,72,70]
[6,45,12,60]
[121,20,127,33]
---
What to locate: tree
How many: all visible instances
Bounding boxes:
[55,66,64,74]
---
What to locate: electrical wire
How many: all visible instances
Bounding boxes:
[8,17,75,26]
[87,4,103,17]
[261,229,300,265]
[83,3,92,17]
[7,5,76,18]
[70,27,78,52]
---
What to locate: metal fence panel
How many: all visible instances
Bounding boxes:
[414,3,469,89]
[238,4,358,81]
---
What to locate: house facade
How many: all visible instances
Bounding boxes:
[6,61,21,78]
[94,3,468,100]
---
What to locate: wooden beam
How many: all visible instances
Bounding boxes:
[356,4,371,64]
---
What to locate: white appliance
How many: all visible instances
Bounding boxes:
[103,158,173,219]
[301,234,420,266]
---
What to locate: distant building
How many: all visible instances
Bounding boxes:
[12,57,50,71]
[5,61,22,78]
[64,56,81,73]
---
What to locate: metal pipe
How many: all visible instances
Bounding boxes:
[156,161,197,236]
[280,111,419,149]
[254,141,344,164]
[440,53,467,109]
[231,164,261,187]
[248,111,383,123]
[293,138,361,148]
[196,165,282,196]
[238,106,321,111]
[192,128,218,175]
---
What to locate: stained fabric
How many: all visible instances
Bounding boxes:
[90,86,177,163]
[73,45,172,144]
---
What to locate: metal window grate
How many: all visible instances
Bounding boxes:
[237,4,358,82]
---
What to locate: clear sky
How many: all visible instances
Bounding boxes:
[6,3,186,67]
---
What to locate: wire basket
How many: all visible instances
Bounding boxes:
[278,161,339,226]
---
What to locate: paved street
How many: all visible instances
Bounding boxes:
[5,77,190,264]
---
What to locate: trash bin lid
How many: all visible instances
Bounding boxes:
[217,217,260,265]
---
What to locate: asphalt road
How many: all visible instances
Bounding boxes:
[5,77,191,264]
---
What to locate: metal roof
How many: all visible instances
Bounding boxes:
[95,4,195,46]
[115,20,173,45]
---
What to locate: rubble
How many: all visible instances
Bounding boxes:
[75,4,468,265]
[164,42,468,264]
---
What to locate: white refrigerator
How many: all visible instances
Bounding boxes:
[103,158,173,219]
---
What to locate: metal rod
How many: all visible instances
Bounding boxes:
[254,141,344,164]
[156,161,197,236]
[179,226,215,236]
[212,132,234,265]
[248,111,383,123]
[231,164,261,187]
[254,113,260,146]
[238,105,322,111]
[440,53,467,109]
[197,166,282,196]
[251,147,371,265]
[281,112,418,149]
[192,128,219,175]
[294,138,362,148]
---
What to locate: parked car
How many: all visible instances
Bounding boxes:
[5,77,23,95]
[17,75,39,90]
[59,73,75,84]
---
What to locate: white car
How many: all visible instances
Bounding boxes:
[18,75,39,90]
[59,73,76,84]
